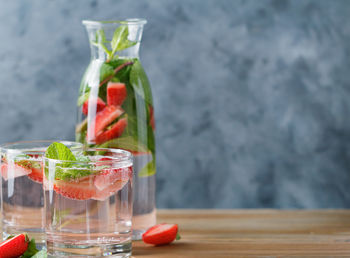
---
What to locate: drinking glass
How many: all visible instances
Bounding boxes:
[0,140,82,248]
[44,148,133,257]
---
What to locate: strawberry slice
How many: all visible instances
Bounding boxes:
[94,117,127,144]
[82,97,106,116]
[53,162,132,201]
[142,224,180,245]
[0,163,31,181]
[0,233,29,258]
[94,165,132,191]
[86,105,124,142]
[93,179,129,201]
[92,165,132,201]
[107,82,127,106]
[53,178,96,200]
[28,166,43,183]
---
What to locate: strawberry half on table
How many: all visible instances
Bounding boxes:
[142,224,181,246]
[0,233,39,258]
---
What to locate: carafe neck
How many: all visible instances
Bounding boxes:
[83,19,146,61]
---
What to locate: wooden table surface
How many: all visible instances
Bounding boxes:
[133,209,350,257]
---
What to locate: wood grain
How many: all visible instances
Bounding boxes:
[133,209,350,257]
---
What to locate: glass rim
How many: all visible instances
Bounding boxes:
[43,148,133,165]
[0,140,83,154]
[82,18,147,28]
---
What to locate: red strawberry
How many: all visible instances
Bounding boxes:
[82,97,106,116]
[53,178,96,200]
[86,105,124,142]
[27,154,40,159]
[92,164,132,201]
[28,166,43,183]
[0,233,29,258]
[94,118,127,144]
[107,82,127,106]
[54,172,131,201]
[93,178,129,201]
[142,224,179,245]
[94,165,132,191]
[96,157,113,163]
[0,163,31,181]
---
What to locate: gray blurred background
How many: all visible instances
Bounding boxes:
[1,0,350,208]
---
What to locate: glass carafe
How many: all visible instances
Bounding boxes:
[76,19,156,239]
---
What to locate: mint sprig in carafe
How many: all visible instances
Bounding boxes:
[76,19,156,239]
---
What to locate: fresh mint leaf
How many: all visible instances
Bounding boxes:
[45,142,77,162]
[147,122,156,154]
[45,142,82,180]
[55,166,93,181]
[97,136,148,152]
[138,160,156,177]
[76,119,88,135]
[110,26,137,58]
[75,131,87,146]
[111,77,121,83]
[108,58,133,82]
[14,154,41,170]
[176,233,181,241]
[117,39,137,53]
[52,155,93,181]
[91,29,112,58]
[130,59,153,105]
[111,26,127,55]
[91,27,136,60]
[15,160,32,169]
[99,63,114,82]
[96,29,108,43]
[21,238,39,258]
[30,250,47,258]
[108,58,131,68]
[77,89,90,107]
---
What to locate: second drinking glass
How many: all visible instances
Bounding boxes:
[0,140,82,248]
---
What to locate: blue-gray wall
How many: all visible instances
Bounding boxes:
[1,0,350,208]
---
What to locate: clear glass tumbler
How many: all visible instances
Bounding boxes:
[44,148,133,257]
[0,140,82,248]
